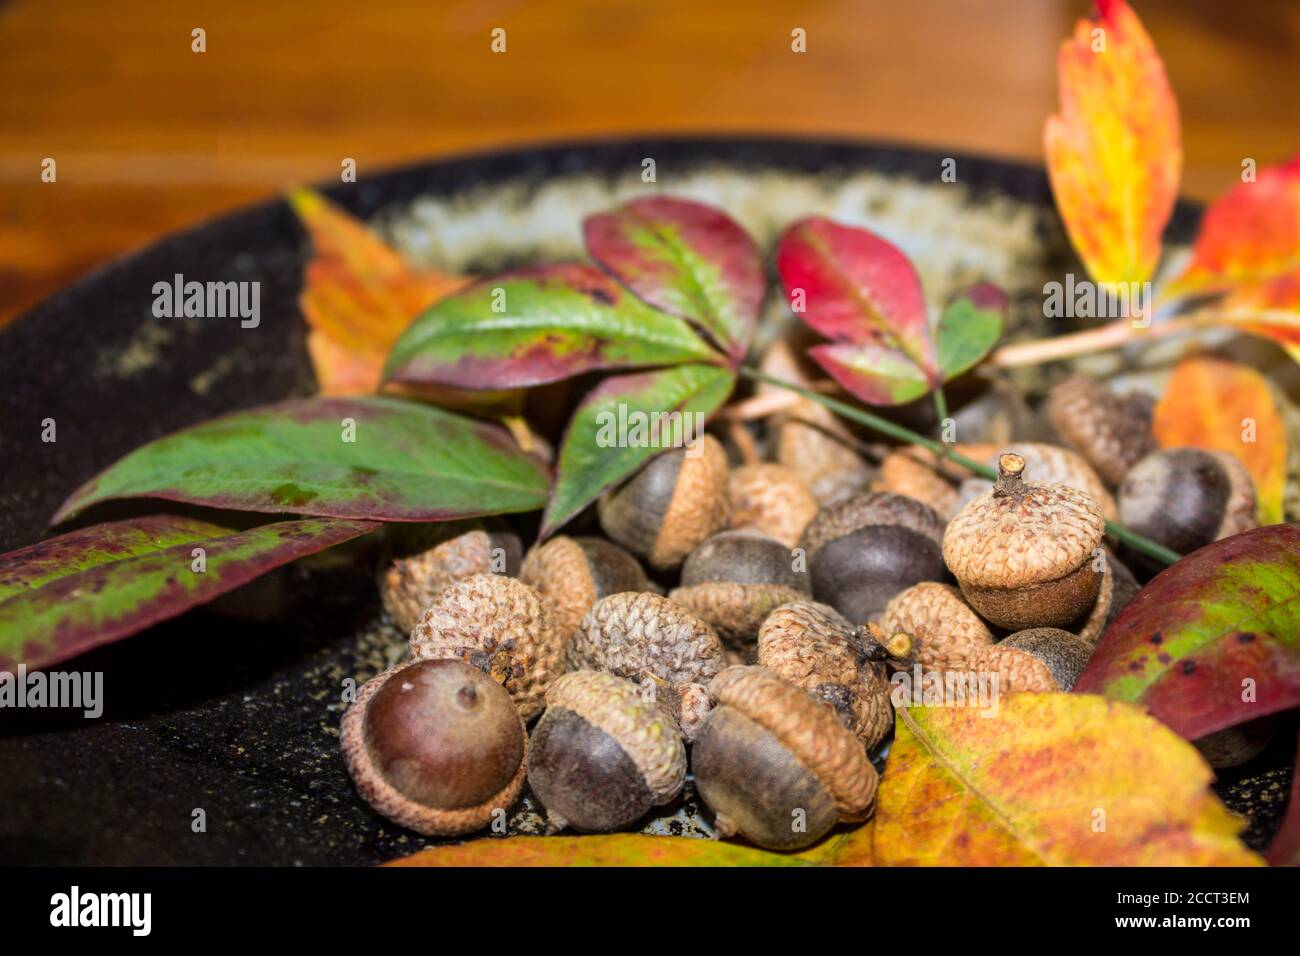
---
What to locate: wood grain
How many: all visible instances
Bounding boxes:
[1,0,1297,325]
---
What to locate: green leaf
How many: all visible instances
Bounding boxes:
[541,364,734,535]
[0,516,378,670]
[1075,524,1300,742]
[383,264,719,389]
[936,282,1007,380]
[52,396,550,524]
[583,197,764,361]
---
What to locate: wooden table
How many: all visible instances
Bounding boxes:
[2,0,1297,326]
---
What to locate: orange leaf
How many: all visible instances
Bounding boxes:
[873,695,1261,866]
[1152,357,1287,524]
[383,833,815,867]
[288,188,467,395]
[1044,0,1181,286]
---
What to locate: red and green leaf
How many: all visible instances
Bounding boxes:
[0,516,378,670]
[52,397,550,525]
[777,218,1003,405]
[583,196,764,362]
[383,264,720,390]
[541,363,735,535]
[1075,524,1300,742]
[1044,0,1181,287]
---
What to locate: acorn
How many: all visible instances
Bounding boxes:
[968,627,1094,693]
[1194,717,1279,769]
[340,658,527,836]
[757,601,894,750]
[378,519,522,634]
[800,491,948,623]
[527,670,687,833]
[597,436,730,570]
[943,452,1105,629]
[519,535,653,638]
[409,574,565,721]
[640,674,714,742]
[877,582,995,671]
[1117,448,1258,556]
[1072,549,1140,646]
[692,666,878,850]
[1046,375,1157,486]
[728,463,819,548]
[566,590,726,687]
[951,442,1117,520]
[668,529,810,649]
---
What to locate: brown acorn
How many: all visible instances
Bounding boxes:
[566,591,726,687]
[519,535,653,638]
[967,627,1094,693]
[877,582,995,671]
[1046,375,1157,486]
[378,519,522,634]
[669,529,810,650]
[943,453,1106,629]
[1072,549,1140,646]
[1118,448,1258,556]
[527,670,687,833]
[1194,717,1279,769]
[340,658,527,836]
[692,666,878,851]
[801,491,948,623]
[409,574,565,721]
[597,436,730,570]
[757,601,894,750]
[951,442,1117,520]
[728,463,819,548]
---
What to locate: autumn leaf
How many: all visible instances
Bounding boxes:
[776,218,1004,406]
[384,833,813,867]
[1044,0,1181,286]
[289,187,467,395]
[873,695,1261,866]
[1075,524,1300,743]
[1152,357,1287,524]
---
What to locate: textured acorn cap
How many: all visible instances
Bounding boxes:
[379,519,522,634]
[1046,375,1157,486]
[520,535,650,638]
[871,443,999,517]
[543,670,687,805]
[971,627,1094,693]
[707,666,877,821]
[340,659,527,836]
[729,463,819,548]
[643,677,713,743]
[566,590,726,686]
[668,582,807,649]
[952,442,1117,520]
[597,435,731,571]
[801,490,945,559]
[409,574,565,721]
[757,601,893,750]
[877,582,995,671]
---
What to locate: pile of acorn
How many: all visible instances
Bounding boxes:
[340,370,1263,851]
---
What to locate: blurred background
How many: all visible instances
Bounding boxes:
[2,0,1297,326]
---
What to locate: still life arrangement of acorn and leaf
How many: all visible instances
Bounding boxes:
[3,0,1299,866]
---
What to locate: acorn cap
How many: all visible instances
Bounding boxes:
[871,443,999,517]
[379,519,522,634]
[801,490,945,559]
[566,591,726,687]
[409,574,565,721]
[943,453,1106,588]
[597,435,731,570]
[757,601,893,750]
[642,677,713,743]
[877,582,995,671]
[952,442,1117,520]
[1046,375,1157,486]
[971,627,1094,693]
[668,581,808,649]
[543,670,687,806]
[728,463,819,548]
[707,666,877,822]
[520,535,650,638]
[340,659,527,836]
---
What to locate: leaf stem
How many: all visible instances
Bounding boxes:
[738,366,1181,566]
